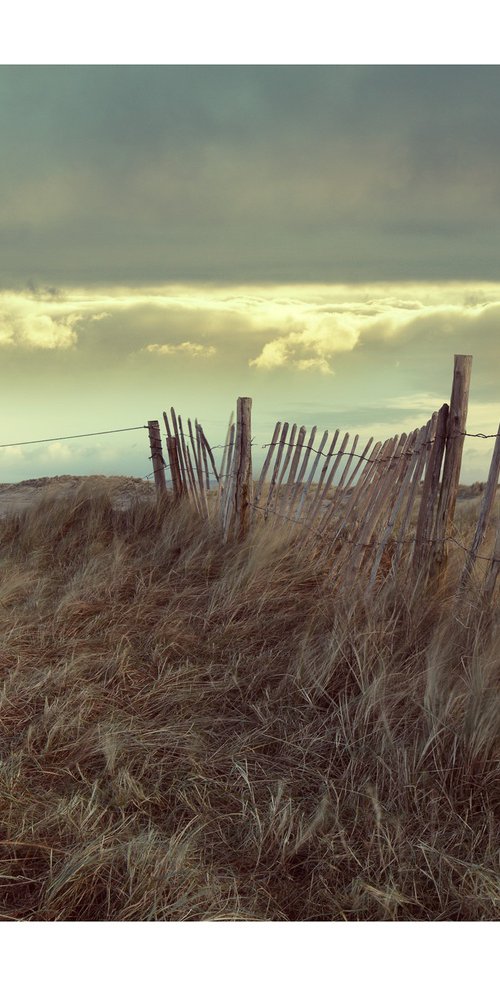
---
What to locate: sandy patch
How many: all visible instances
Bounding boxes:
[0,475,156,519]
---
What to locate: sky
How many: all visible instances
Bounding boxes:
[0,65,499,483]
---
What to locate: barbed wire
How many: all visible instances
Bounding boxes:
[462,431,500,439]
[260,438,435,465]
[249,501,500,564]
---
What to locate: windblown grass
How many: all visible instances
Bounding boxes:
[0,481,498,920]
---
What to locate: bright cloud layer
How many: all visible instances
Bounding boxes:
[2,282,500,370]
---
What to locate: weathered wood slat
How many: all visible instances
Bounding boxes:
[178,414,198,507]
[170,407,188,496]
[343,434,404,580]
[328,439,386,574]
[166,435,183,501]
[221,423,236,537]
[295,429,329,522]
[368,428,421,587]
[287,426,317,521]
[431,355,472,579]
[188,418,204,494]
[195,419,209,491]
[319,433,360,530]
[217,412,235,507]
[185,442,203,516]
[326,438,382,553]
[199,425,219,485]
[189,417,208,516]
[412,403,449,573]
[221,423,236,507]
[162,411,172,440]
[264,422,290,520]
[393,416,435,569]
[304,429,340,528]
[269,423,298,526]
[282,425,307,520]
[347,438,392,527]
[460,423,500,589]
[484,522,500,601]
[338,436,374,500]
[314,431,351,532]
[253,420,281,513]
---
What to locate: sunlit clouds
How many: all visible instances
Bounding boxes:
[0,294,81,349]
[144,342,217,358]
[1,282,500,372]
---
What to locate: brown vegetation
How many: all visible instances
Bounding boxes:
[0,480,498,920]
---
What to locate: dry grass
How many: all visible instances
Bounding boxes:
[0,480,498,920]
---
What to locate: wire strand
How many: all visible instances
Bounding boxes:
[0,425,148,450]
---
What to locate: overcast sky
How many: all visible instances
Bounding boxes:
[0,66,499,482]
[2,65,500,285]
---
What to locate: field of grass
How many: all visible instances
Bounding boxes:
[0,480,498,920]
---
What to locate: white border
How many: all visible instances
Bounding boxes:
[0,1,499,64]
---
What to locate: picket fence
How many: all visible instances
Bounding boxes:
[148,355,499,599]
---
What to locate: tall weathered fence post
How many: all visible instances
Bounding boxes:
[148,419,167,500]
[234,397,253,540]
[431,354,473,580]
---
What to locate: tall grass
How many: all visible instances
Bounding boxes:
[0,481,498,920]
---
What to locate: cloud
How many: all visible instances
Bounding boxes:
[249,311,362,372]
[143,341,216,358]
[247,291,500,374]
[0,295,80,350]
[44,441,72,462]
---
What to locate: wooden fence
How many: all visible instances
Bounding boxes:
[147,355,499,599]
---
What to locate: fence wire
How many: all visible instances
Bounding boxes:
[248,501,500,564]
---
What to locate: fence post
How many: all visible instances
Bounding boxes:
[431,355,472,580]
[148,419,167,500]
[234,397,253,540]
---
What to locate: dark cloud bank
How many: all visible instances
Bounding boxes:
[1,66,500,285]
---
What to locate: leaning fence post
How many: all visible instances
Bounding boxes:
[148,419,167,500]
[234,397,253,540]
[431,355,473,580]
